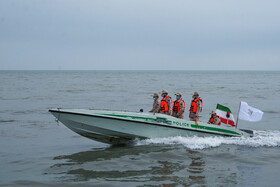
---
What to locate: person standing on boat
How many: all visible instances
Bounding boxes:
[172,92,185,119]
[149,93,161,114]
[189,92,203,121]
[208,110,221,125]
[160,90,173,115]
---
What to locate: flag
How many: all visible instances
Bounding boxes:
[216,104,236,127]
[238,101,263,122]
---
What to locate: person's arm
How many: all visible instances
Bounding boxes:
[155,99,161,113]
[167,97,173,115]
[196,100,201,116]
[178,101,184,116]
[214,117,221,125]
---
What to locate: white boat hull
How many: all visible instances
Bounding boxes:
[49,109,253,144]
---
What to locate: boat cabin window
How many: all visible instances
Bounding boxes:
[156,117,167,123]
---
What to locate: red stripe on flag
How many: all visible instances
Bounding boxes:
[220,117,236,127]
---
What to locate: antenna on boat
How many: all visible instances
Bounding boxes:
[235,101,241,128]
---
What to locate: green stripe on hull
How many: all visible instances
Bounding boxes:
[190,124,241,136]
[98,113,241,136]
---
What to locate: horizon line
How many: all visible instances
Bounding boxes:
[0,69,280,72]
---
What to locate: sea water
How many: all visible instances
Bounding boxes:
[0,71,280,186]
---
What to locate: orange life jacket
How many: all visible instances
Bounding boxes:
[190,98,203,113]
[161,96,172,112]
[209,115,221,125]
[173,99,185,113]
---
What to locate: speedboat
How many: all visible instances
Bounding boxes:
[49,108,253,144]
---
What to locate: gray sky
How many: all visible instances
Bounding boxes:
[0,0,280,70]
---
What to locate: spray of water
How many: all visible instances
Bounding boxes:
[135,130,280,150]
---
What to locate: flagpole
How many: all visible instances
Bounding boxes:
[236,101,241,128]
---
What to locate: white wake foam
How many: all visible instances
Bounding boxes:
[135,130,280,150]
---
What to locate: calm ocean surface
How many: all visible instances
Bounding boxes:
[0,71,280,186]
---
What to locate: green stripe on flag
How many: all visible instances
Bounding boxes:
[216,104,232,113]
